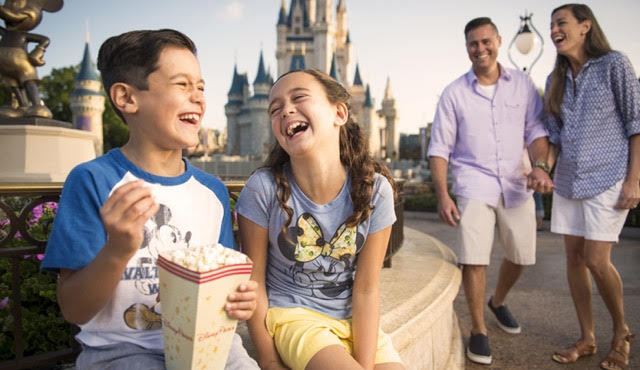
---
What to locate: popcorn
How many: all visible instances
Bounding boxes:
[157,244,252,370]
[165,244,249,272]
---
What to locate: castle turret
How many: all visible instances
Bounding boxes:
[380,77,398,159]
[336,0,347,44]
[70,41,105,155]
[253,50,271,97]
[312,0,333,73]
[249,51,273,158]
[225,65,244,155]
[329,52,341,84]
[349,62,365,116]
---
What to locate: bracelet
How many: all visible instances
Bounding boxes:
[533,161,550,173]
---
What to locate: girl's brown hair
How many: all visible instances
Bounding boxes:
[545,3,612,119]
[265,69,397,236]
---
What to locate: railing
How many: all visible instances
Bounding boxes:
[0,182,404,369]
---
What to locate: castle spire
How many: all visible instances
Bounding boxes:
[76,42,99,81]
[254,50,270,85]
[364,84,373,107]
[278,0,287,25]
[329,52,341,84]
[353,63,362,86]
[384,76,393,100]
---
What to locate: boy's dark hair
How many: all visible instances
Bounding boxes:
[97,29,197,123]
[464,17,499,40]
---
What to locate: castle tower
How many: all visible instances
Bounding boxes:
[329,52,342,84]
[276,0,351,82]
[225,52,273,158]
[350,62,365,115]
[249,51,274,156]
[380,77,398,159]
[70,40,105,155]
[225,65,245,155]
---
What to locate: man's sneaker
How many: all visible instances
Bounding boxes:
[467,332,492,365]
[488,296,521,334]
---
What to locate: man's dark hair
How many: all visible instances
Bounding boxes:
[464,17,499,40]
[97,29,197,122]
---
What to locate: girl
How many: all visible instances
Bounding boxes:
[236,69,405,370]
[544,4,639,370]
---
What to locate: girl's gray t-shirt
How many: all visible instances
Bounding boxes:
[236,168,396,319]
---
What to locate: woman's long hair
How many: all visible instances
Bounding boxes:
[264,69,397,236]
[545,3,612,118]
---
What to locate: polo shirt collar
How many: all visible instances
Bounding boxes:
[465,63,511,86]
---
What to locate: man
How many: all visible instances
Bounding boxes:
[427,17,553,365]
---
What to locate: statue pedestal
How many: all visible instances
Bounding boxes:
[0,120,96,183]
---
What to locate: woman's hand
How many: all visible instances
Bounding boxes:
[616,178,640,209]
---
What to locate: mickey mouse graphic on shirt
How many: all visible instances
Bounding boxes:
[122,203,192,330]
[278,213,364,299]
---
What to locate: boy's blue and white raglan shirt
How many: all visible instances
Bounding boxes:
[41,148,236,350]
[236,167,396,319]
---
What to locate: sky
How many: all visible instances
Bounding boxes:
[31,0,640,135]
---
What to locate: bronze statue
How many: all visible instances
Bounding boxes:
[0,0,63,119]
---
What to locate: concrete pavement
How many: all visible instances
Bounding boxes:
[405,211,639,369]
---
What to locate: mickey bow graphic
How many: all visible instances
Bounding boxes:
[294,213,357,262]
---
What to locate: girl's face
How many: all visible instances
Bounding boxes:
[550,8,591,58]
[268,72,347,158]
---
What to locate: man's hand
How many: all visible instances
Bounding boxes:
[616,179,640,210]
[527,167,554,194]
[100,180,158,260]
[225,280,258,320]
[437,193,460,227]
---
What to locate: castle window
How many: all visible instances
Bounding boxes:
[295,16,300,23]
[295,27,300,35]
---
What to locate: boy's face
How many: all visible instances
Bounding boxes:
[132,47,205,150]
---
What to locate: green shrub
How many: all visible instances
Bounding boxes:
[404,193,455,212]
[0,199,74,361]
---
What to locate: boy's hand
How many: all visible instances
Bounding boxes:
[100,180,159,260]
[225,280,258,320]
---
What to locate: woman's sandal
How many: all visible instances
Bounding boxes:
[552,339,597,364]
[600,332,635,370]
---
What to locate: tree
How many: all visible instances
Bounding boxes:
[102,99,129,151]
[41,66,77,122]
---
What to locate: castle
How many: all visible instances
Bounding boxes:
[70,40,105,155]
[226,0,399,160]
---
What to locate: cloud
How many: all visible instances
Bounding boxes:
[216,1,244,21]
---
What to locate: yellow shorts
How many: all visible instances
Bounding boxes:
[266,307,402,370]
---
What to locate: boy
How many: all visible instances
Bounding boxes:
[41,29,259,369]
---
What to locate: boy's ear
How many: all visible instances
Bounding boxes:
[110,83,138,114]
[334,102,349,127]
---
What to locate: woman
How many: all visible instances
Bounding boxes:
[544,4,639,370]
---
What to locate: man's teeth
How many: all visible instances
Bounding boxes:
[179,113,200,123]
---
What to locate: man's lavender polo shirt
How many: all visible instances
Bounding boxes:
[428,65,548,208]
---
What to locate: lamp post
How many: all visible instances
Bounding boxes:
[507,11,544,74]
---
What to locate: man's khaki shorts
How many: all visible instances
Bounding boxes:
[455,196,536,266]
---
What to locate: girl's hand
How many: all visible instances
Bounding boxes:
[225,280,258,320]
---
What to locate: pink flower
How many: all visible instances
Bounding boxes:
[0,297,8,310]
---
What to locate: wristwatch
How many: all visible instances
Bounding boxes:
[533,161,550,174]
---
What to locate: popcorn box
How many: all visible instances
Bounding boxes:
[157,247,252,370]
